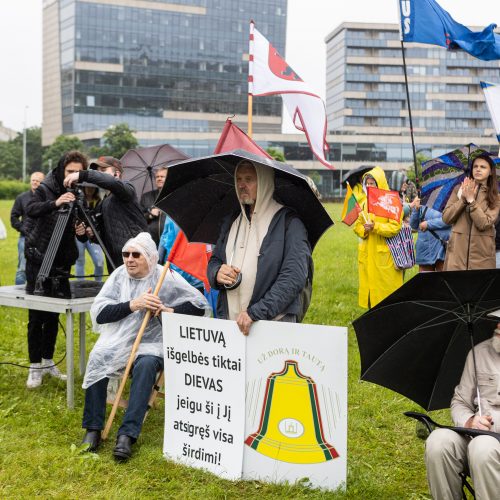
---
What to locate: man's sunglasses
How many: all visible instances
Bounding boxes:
[122,251,141,259]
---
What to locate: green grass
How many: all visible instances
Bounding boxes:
[0,200,441,498]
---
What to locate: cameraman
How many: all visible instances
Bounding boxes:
[24,151,88,389]
[63,156,147,272]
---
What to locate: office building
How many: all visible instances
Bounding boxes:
[325,22,500,167]
[43,0,287,154]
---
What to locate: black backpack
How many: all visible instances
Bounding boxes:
[285,212,314,323]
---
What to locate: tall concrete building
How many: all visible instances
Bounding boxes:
[42,0,287,155]
[325,22,500,167]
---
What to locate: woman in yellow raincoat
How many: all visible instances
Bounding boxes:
[353,166,403,308]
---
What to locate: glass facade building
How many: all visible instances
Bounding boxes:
[43,11,500,198]
[43,0,286,149]
[325,22,500,165]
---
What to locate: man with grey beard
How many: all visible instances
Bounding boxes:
[424,317,500,499]
[207,160,311,335]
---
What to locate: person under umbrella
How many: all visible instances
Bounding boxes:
[139,166,167,246]
[424,313,500,500]
[207,159,312,335]
[442,153,500,270]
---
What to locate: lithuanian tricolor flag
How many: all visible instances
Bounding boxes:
[341,183,361,226]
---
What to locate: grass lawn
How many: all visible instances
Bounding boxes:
[0,199,444,498]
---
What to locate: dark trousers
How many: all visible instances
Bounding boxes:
[27,309,59,363]
[82,355,163,440]
[25,258,67,363]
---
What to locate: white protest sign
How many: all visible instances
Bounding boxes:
[243,321,347,491]
[163,314,246,480]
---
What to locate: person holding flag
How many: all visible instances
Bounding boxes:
[352,167,403,308]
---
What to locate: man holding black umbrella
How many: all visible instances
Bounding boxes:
[207,160,311,335]
[424,317,500,500]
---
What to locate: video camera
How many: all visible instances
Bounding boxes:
[33,182,112,298]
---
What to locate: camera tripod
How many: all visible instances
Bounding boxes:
[34,184,116,298]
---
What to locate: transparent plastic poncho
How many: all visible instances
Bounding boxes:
[82,265,209,389]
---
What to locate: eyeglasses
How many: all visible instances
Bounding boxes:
[122,251,141,259]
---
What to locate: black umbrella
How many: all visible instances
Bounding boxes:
[353,269,500,411]
[120,144,190,198]
[341,165,373,188]
[154,149,333,249]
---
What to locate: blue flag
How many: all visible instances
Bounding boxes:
[399,0,500,61]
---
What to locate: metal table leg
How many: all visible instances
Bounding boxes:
[66,310,74,409]
[79,312,86,376]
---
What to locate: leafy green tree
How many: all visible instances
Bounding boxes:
[42,135,85,171]
[266,147,286,162]
[0,140,23,178]
[100,123,138,159]
[406,151,430,185]
[12,127,43,173]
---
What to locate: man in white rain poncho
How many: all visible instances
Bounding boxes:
[81,232,208,460]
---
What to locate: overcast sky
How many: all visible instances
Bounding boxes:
[0,0,499,132]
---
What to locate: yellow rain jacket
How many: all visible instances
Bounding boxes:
[353,167,403,308]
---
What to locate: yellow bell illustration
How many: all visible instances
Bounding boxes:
[245,360,338,464]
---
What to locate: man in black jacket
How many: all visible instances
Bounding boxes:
[64,156,147,272]
[207,160,311,335]
[24,151,88,388]
[10,171,44,285]
[140,167,167,245]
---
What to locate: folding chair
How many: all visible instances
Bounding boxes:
[107,370,165,421]
[404,411,475,499]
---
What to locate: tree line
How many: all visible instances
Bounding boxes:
[0,123,138,179]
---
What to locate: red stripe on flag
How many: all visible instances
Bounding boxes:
[168,232,211,291]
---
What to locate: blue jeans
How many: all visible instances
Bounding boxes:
[75,239,104,281]
[82,355,163,440]
[15,236,26,285]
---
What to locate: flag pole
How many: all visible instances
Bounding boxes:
[397,2,419,190]
[248,94,253,138]
[248,20,254,138]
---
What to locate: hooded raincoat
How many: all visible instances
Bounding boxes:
[207,163,310,321]
[82,233,209,389]
[353,167,403,308]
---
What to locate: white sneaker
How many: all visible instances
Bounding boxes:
[26,363,43,388]
[41,358,67,381]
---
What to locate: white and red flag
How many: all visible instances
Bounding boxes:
[248,21,333,169]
